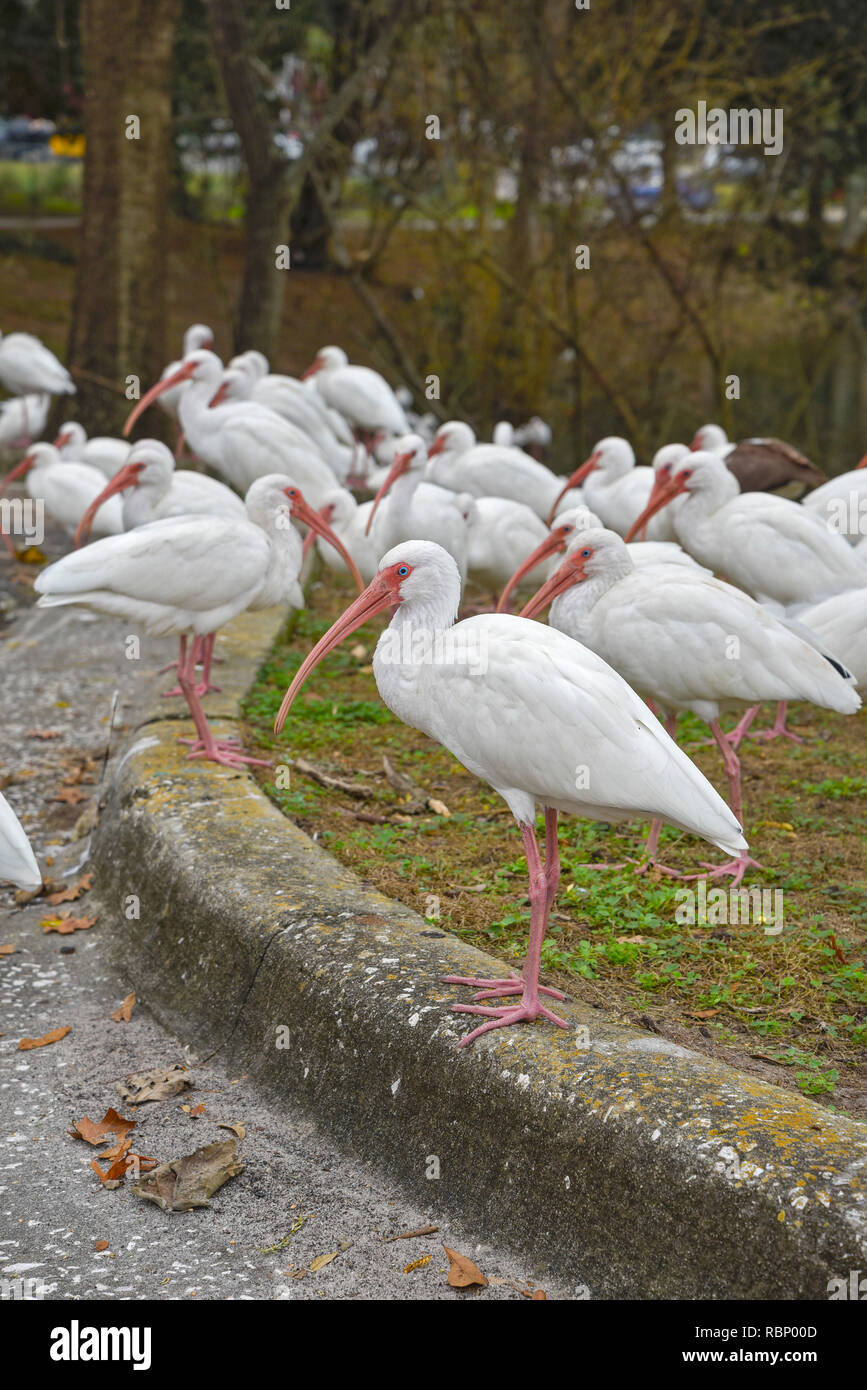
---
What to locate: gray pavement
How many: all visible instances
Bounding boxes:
[0,539,570,1301]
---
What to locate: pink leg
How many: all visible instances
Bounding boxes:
[747,700,803,745]
[175,635,269,769]
[163,633,221,698]
[446,813,570,1045]
[687,719,762,885]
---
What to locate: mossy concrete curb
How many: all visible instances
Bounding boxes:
[91,607,867,1299]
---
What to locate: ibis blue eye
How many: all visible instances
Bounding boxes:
[580,548,591,558]
[397,565,409,576]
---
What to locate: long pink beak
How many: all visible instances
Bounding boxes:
[0,453,35,496]
[302,502,334,560]
[496,528,569,613]
[274,571,398,734]
[547,451,599,524]
[300,358,322,381]
[209,381,230,408]
[291,494,364,594]
[427,435,446,459]
[519,553,589,620]
[364,449,413,535]
[123,361,195,438]
[53,430,72,449]
[624,472,687,542]
[73,461,143,547]
[856,453,867,470]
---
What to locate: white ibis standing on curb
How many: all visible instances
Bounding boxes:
[0,331,75,398]
[1,443,123,544]
[0,790,41,889]
[519,528,860,883]
[426,421,583,520]
[35,476,358,767]
[691,423,825,498]
[626,451,867,741]
[273,539,746,1046]
[53,421,132,478]
[124,350,338,506]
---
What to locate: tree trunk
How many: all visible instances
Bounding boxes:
[66,0,179,435]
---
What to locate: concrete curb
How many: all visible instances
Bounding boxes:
[91,607,867,1299]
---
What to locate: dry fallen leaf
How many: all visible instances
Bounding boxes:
[69,1108,136,1147]
[217,1122,246,1140]
[0,944,15,956]
[92,1148,156,1185]
[404,1254,432,1274]
[45,873,93,906]
[443,1245,488,1289]
[93,1240,109,1252]
[25,728,62,740]
[309,1250,342,1272]
[16,546,47,565]
[111,993,136,1024]
[685,1008,719,1020]
[116,1064,191,1105]
[531,1290,547,1300]
[131,1139,244,1212]
[51,787,89,805]
[41,913,97,935]
[190,1103,206,1117]
[616,934,649,944]
[426,798,451,817]
[18,1025,71,1050]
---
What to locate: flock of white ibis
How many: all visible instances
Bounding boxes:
[1,321,865,1046]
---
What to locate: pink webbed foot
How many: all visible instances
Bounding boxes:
[629,857,687,880]
[163,679,222,699]
[442,973,566,1003]
[452,999,570,1048]
[686,852,763,887]
[747,726,803,745]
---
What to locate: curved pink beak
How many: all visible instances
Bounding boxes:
[53,430,72,449]
[689,434,703,452]
[0,452,36,496]
[274,570,399,734]
[496,527,570,613]
[209,381,230,408]
[519,551,590,620]
[624,470,688,542]
[547,451,599,524]
[73,460,143,547]
[364,448,413,536]
[427,434,446,459]
[302,502,335,559]
[123,361,196,438]
[856,453,867,470]
[300,357,323,381]
[290,492,363,594]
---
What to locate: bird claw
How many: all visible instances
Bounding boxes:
[442,973,566,1002]
[451,999,570,1047]
[177,736,270,769]
[685,853,763,887]
[629,857,687,879]
[748,727,803,745]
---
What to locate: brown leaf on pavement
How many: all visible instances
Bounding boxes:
[217,1122,246,1139]
[18,1025,71,1050]
[111,993,136,1023]
[40,913,97,935]
[69,1108,136,1147]
[117,1064,191,1104]
[51,787,89,805]
[443,1245,488,1288]
[45,873,93,905]
[25,728,62,739]
[94,1240,109,1252]
[130,1138,244,1212]
[0,944,15,956]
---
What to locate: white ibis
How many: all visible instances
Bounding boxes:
[626,451,867,612]
[800,589,867,693]
[0,790,41,889]
[216,363,358,482]
[496,504,704,613]
[301,345,409,442]
[365,434,468,583]
[514,415,553,459]
[520,528,860,883]
[273,539,746,1046]
[0,331,75,397]
[691,423,825,498]
[426,421,583,520]
[311,487,383,585]
[492,421,515,446]
[124,350,338,506]
[155,323,215,419]
[1,443,122,540]
[0,393,49,450]
[35,476,354,766]
[464,496,550,597]
[548,436,676,538]
[801,453,867,543]
[53,421,131,478]
[73,439,246,546]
